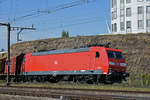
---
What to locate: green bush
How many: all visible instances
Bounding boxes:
[61,30,69,38]
[125,73,150,87]
[140,74,150,87]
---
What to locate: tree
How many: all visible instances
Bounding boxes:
[61,30,69,38]
[0,49,5,52]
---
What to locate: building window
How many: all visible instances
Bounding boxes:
[120,9,124,16]
[138,6,144,14]
[137,0,144,2]
[126,21,131,32]
[112,12,114,20]
[112,24,114,32]
[114,23,117,32]
[146,19,150,27]
[120,0,124,9]
[111,0,113,8]
[138,20,144,29]
[112,0,117,8]
[114,11,117,19]
[146,6,150,14]
[126,0,131,3]
[112,11,117,20]
[120,0,124,4]
[127,21,131,28]
[120,22,125,31]
[126,8,131,17]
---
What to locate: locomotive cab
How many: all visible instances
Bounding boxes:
[106,48,128,82]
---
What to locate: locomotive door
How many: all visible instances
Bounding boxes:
[0,58,6,74]
[15,54,25,75]
[90,51,100,70]
[94,51,100,70]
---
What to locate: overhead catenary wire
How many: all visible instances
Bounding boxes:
[0,0,106,48]
[36,17,104,33]
[25,18,103,40]
[15,15,105,38]
[35,15,105,26]
[13,0,96,22]
[49,18,104,29]
[23,18,103,37]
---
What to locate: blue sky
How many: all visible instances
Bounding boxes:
[0,0,110,50]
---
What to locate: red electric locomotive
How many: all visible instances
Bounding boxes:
[0,45,128,83]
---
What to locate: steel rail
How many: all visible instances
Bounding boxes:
[0,86,149,100]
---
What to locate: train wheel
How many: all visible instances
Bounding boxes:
[23,76,28,82]
[23,77,28,82]
[48,76,59,83]
[74,76,88,84]
[14,76,21,82]
[36,76,42,82]
[78,79,86,84]
[86,79,94,84]
[105,76,113,84]
[85,75,96,84]
[37,77,40,82]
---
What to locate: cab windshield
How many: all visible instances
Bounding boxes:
[107,50,124,59]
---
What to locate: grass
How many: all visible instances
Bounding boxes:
[0,81,150,92]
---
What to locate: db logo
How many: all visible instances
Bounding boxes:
[54,60,58,65]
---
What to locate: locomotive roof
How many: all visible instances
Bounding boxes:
[32,47,90,56]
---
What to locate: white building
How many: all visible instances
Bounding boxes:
[111,0,150,34]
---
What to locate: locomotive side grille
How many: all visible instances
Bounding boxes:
[32,48,90,56]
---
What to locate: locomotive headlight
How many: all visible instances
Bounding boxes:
[109,61,115,65]
[120,63,126,67]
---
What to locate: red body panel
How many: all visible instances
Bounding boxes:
[1,46,126,77]
[21,47,110,74]
[5,57,16,75]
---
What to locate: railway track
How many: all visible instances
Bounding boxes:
[0,86,149,100]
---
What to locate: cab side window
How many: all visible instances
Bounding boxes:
[96,52,100,58]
